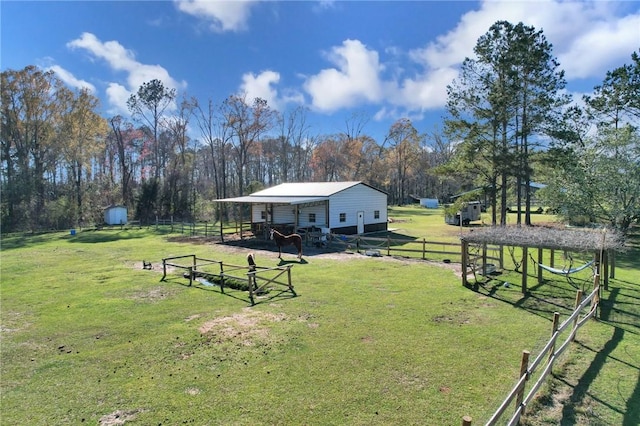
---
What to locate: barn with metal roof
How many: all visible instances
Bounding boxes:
[216,181,388,237]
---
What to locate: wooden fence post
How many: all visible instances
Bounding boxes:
[592,273,600,318]
[287,266,296,296]
[219,262,225,293]
[461,240,468,287]
[162,258,167,281]
[572,290,583,341]
[550,248,555,268]
[387,235,391,256]
[248,272,255,306]
[549,312,560,360]
[515,350,531,415]
[462,415,472,426]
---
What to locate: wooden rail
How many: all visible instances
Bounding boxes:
[477,276,601,425]
[332,235,463,261]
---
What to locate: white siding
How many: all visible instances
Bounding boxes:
[252,204,267,222]
[297,203,327,228]
[328,184,387,228]
[272,205,295,224]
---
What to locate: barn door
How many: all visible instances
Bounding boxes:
[357,211,364,234]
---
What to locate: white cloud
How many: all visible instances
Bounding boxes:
[239,70,305,112]
[412,1,639,80]
[240,70,281,109]
[105,83,133,116]
[67,32,186,115]
[47,65,96,93]
[304,39,383,112]
[174,0,257,32]
[395,67,459,111]
[378,0,639,117]
[559,12,640,78]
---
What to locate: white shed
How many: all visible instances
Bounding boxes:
[104,205,128,225]
[217,181,388,235]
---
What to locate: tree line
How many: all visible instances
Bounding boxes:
[2,20,638,234]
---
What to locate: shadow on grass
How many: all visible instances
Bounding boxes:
[600,285,640,336]
[1,228,146,249]
[558,326,625,425]
[473,274,580,322]
[68,230,147,244]
[625,372,640,426]
[278,258,308,266]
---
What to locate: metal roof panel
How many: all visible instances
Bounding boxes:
[215,196,328,205]
[250,181,362,197]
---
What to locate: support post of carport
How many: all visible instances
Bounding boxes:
[521,246,528,294]
[537,247,543,284]
[609,250,615,279]
[603,250,609,290]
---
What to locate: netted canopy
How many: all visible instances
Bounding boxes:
[460,226,625,252]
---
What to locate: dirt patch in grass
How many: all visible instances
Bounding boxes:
[128,286,179,302]
[198,308,288,345]
[99,409,144,425]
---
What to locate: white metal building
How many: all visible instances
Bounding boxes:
[217,181,388,236]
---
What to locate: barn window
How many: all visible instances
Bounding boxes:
[374,210,380,219]
[339,213,346,222]
[309,213,316,223]
[260,210,266,220]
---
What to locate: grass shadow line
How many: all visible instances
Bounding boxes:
[560,326,624,424]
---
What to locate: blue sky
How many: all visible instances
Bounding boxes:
[2,1,639,143]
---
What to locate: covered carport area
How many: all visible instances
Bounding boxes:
[214,195,330,240]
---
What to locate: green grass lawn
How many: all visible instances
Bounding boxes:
[1,208,638,425]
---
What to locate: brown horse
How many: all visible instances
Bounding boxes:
[270,228,303,259]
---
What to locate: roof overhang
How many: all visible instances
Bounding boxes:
[214,196,328,206]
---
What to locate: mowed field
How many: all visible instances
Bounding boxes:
[1,207,638,425]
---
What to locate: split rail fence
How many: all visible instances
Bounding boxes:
[330,234,465,262]
[463,275,601,425]
[161,254,296,305]
[154,218,253,239]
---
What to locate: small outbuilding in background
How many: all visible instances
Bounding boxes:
[420,198,439,209]
[104,205,128,226]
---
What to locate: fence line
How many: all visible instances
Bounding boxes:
[154,224,468,262]
[331,235,466,262]
[153,219,252,239]
[477,275,601,426]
